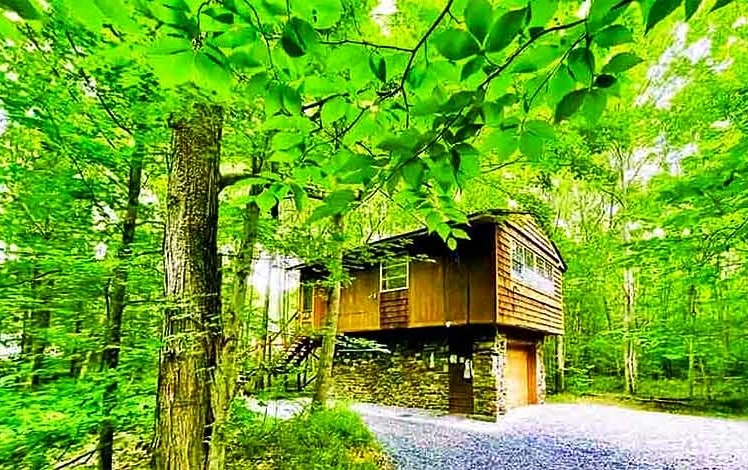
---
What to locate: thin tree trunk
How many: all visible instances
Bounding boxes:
[154,104,223,470]
[623,268,637,395]
[207,195,260,470]
[687,283,697,399]
[312,214,344,409]
[29,269,51,388]
[98,148,143,470]
[555,335,565,393]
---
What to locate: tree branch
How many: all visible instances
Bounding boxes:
[399,0,455,128]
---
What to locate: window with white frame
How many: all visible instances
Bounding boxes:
[380,258,409,292]
[511,242,555,294]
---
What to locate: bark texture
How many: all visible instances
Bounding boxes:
[154,104,223,470]
[312,214,344,409]
[98,149,143,470]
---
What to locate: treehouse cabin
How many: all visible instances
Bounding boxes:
[297,210,566,419]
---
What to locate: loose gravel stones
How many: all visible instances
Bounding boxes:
[353,403,748,470]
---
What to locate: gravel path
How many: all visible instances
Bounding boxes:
[352,403,748,470]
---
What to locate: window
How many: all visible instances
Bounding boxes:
[301,284,314,312]
[380,258,409,292]
[511,242,555,294]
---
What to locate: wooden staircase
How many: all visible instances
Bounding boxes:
[243,334,321,392]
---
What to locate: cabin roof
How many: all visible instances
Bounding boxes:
[292,209,567,272]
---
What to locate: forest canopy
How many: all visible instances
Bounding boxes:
[0,0,746,469]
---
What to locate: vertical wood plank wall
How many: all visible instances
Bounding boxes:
[307,219,563,335]
[495,217,564,334]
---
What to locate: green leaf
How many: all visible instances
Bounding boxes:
[452,228,471,240]
[464,0,493,42]
[484,130,517,159]
[0,15,21,40]
[485,8,527,53]
[255,189,278,213]
[645,0,683,33]
[685,0,701,20]
[271,132,304,150]
[281,18,318,57]
[511,45,562,73]
[212,27,257,48]
[434,28,480,61]
[568,47,594,85]
[602,52,643,74]
[461,56,485,81]
[519,131,543,160]
[548,65,575,105]
[321,96,348,125]
[529,0,558,27]
[402,159,425,187]
[455,143,480,177]
[369,54,387,82]
[594,74,617,88]
[711,0,734,12]
[588,0,628,31]
[554,89,587,123]
[581,89,606,124]
[280,85,301,114]
[447,237,458,250]
[525,120,555,139]
[436,222,451,240]
[482,102,503,126]
[290,183,308,211]
[152,35,193,54]
[0,0,40,19]
[593,25,633,47]
[229,50,262,69]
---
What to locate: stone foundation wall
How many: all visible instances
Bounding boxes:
[332,339,451,411]
[331,328,544,418]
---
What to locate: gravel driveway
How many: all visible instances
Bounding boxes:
[353,403,748,470]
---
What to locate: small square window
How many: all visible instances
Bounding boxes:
[381,259,409,292]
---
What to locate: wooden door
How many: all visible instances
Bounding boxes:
[506,343,536,409]
[449,360,474,414]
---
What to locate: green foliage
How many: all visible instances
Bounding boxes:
[227,404,385,470]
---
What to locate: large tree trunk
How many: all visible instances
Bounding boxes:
[98,149,143,470]
[207,195,260,470]
[312,214,344,409]
[622,268,637,395]
[154,104,223,470]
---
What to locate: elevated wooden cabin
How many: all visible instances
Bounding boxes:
[299,210,565,336]
[297,210,566,418]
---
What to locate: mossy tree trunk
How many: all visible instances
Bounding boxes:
[154,104,223,470]
[312,214,344,409]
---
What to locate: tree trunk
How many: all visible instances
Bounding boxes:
[555,335,565,393]
[98,148,143,470]
[29,269,51,388]
[312,214,344,409]
[153,104,223,470]
[622,268,637,395]
[207,197,260,470]
[687,283,697,399]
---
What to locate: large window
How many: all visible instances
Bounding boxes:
[511,242,554,294]
[380,258,409,292]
